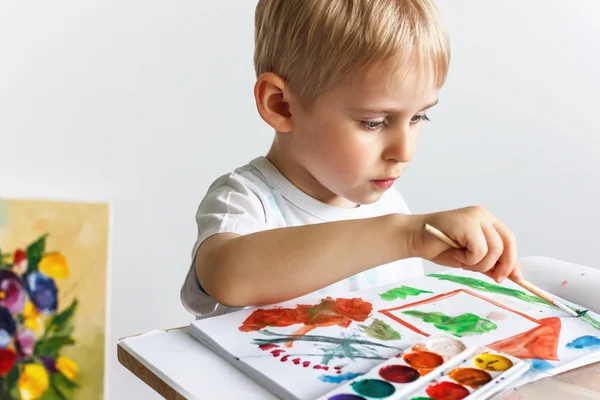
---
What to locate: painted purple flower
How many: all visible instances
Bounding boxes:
[0,330,10,349]
[40,356,57,373]
[0,270,26,314]
[24,273,57,314]
[15,330,35,357]
[0,307,16,345]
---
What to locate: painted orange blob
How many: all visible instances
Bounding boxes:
[448,367,492,388]
[239,297,373,347]
[487,317,561,361]
[403,351,444,375]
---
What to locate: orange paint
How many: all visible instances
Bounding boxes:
[239,297,372,346]
[487,317,561,361]
[403,351,444,375]
[448,367,492,388]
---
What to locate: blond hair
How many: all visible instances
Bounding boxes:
[254,0,450,105]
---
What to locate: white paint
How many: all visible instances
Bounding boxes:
[0,1,598,399]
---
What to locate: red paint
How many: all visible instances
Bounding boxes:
[379,365,420,383]
[379,289,543,338]
[258,344,279,351]
[302,361,310,367]
[292,358,300,365]
[271,349,285,357]
[13,249,26,265]
[561,280,568,287]
[334,366,342,370]
[280,355,290,362]
[0,349,16,375]
[487,317,561,361]
[239,298,373,341]
[426,381,470,400]
[313,365,329,371]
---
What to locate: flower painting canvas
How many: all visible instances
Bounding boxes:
[0,198,110,399]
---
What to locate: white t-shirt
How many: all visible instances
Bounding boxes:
[180,156,424,318]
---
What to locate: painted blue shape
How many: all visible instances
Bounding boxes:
[318,372,364,384]
[363,268,379,285]
[566,335,600,350]
[527,358,554,372]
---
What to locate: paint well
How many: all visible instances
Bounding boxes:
[425,381,469,400]
[424,336,466,358]
[448,367,492,388]
[378,365,420,383]
[403,351,444,375]
[328,394,367,400]
[351,379,395,398]
[473,353,513,371]
[566,335,600,350]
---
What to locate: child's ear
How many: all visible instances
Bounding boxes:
[254,72,293,132]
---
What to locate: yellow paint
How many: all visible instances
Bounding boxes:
[57,356,79,380]
[18,364,49,400]
[39,252,69,279]
[23,302,41,331]
[474,353,513,371]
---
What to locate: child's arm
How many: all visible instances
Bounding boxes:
[195,206,521,307]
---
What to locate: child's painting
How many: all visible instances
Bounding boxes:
[0,198,110,399]
[189,269,600,400]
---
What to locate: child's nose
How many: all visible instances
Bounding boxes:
[382,126,415,163]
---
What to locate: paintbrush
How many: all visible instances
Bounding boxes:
[423,223,588,318]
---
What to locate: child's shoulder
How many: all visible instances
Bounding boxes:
[202,156,275,201]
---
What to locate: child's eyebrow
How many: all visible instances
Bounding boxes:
[354,99,439,115]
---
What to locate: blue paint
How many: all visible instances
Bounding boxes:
[566,335,600,350]
[318,372,364,384]
[363,268,379,285]
[527,358,554,372]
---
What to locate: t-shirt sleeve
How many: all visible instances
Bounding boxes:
[180,173,269,317]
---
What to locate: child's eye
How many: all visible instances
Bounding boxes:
[411,114,430,124]
[361,120,386,130]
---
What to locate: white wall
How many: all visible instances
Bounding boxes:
[0,1,597,399]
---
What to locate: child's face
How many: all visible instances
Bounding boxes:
[285,59,439,208]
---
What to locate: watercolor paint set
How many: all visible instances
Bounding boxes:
[316,336,528,400]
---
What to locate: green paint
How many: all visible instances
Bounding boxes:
[380,286,433,301]
[358,318,401,341]
[428,273,550,306]
[351,379,395,398]
[402,310,497,337]
[429,273,600,332]
[583,314,600,331]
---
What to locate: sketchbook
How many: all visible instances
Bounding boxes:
[188,269,600,400]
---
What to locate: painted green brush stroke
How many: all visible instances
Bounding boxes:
[428,273,550,306]
[379,286,433,301]
[358,318,401,341]
[429,273,600,331]
[582,314,600,331]
[402,310,497,337]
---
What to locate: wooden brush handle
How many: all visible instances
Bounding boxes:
[513,279,554,304]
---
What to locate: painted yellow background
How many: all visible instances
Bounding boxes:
[0,198,110,399]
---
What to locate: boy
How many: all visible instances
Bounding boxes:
[180,0,522,318]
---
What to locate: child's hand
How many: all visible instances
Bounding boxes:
[411,206,522,283]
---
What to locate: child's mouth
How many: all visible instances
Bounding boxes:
[370,179,396,189]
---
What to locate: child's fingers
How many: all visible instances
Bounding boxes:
[470,222,503,274]
[492,220,521,282]
[452,223,487,266]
